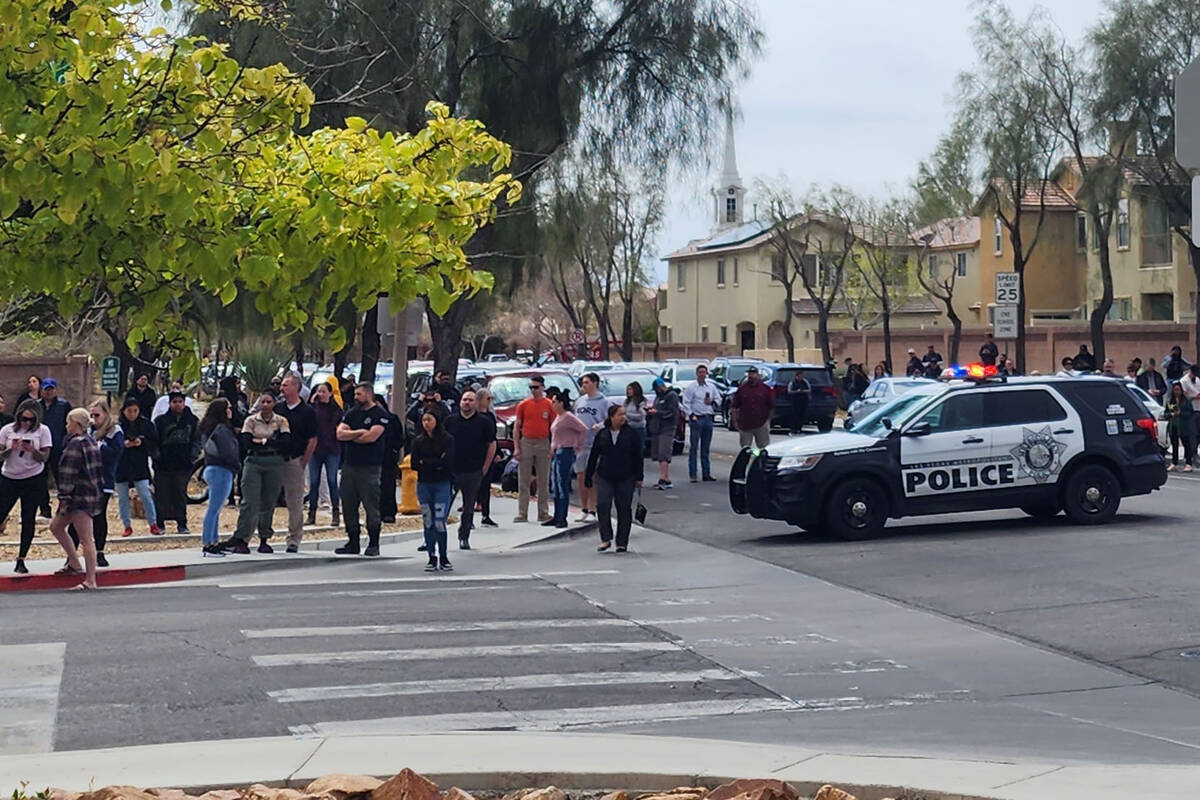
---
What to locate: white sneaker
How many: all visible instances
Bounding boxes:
[576,511,590,522]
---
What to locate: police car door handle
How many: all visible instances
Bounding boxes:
[961,436,984,444]
[1053,428,1074,435]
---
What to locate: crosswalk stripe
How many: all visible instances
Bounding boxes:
[243,618,635,639]
[222,569,619,590]
[0,643,66,754]
[253,641,680,667]
[268,668,744,702]
[231,584,554,601]
[289,697,797,735]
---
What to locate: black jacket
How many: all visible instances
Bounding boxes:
[116,415,157,483]
[585,424,644,486]
[203,424,242,473]
[153,408,199,472]
[410,432,455,483]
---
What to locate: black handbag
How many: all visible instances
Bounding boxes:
[634,488,647,525]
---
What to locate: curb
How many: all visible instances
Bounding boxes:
[0,564,184,592]
[514,520,600,548]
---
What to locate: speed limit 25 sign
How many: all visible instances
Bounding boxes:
[994,272,1020,305]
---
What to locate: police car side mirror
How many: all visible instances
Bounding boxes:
[903,422,932,437]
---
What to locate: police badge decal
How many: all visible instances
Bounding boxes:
[1009,426,1066,483]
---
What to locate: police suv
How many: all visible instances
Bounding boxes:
[729,370,1167,539]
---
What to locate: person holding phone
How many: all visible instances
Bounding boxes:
[0,400,52,574]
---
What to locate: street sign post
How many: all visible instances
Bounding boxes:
[993,306,1019,340]
[569,328,585,344]
[100,355,121,392]
[994,272,1020,306]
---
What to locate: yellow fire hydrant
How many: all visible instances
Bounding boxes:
[399,454,420,514]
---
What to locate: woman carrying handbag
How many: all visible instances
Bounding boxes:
[584,405,644,553]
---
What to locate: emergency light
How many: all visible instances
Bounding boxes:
[942,363,999,381]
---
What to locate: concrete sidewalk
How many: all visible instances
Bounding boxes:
[0,730,1194,800]
[1,495,592,587]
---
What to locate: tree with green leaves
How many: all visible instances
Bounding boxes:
[0,0,519,378]
[912,118,979,225]
[1092,0,1199,357]
[191,0,762,377]
[958,1,1064,372]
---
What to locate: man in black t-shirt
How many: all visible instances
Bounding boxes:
[125,372,157,420]
[444,389,496,549]
[979,333,999,366]
[335,382,390,556]
[275,375,318,552]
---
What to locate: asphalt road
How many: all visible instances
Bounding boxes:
[644,426,1200,700]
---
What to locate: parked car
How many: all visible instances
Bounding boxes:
[1126,383,1169,450]
[842,381,948,432]
[660,362,701,394]
[845,378,939,429]
[762,364,839,433]
[708,357,766,425]
[568,360,617,378]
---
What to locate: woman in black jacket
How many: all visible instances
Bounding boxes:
[585,404,644,553]
[198,399,241,556]
[411,408,456,572]
[115,398,160,537]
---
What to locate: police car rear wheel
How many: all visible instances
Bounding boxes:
[824,478,888,540]
[1061,464,1120,525]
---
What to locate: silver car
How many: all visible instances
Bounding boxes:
[845,378,939,429]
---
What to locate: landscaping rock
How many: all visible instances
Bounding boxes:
[371,769,440,800]
[442,788,477,800]
[194,791,241,800]
[47,788,81,800]
[77,786,160,800]
[708,780,797,800]
[599,792,628,800]
[305,776,383,800]
[811,788,856,800]
[636,788,705,800]
[520,787,566,800]
[145,790,196,800]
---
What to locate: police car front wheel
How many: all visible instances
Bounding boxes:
[824,477,888,540]
[1061,464,1121,525]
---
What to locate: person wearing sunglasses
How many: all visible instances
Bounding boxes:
[513,376,554,523]
[67,401,124,568]
[0,400,52,573]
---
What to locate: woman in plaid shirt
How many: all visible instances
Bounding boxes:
[49,408,103,590]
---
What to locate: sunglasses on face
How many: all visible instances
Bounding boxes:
[529,385,542,391]
[89,412,103,419]
[19,416,35,423]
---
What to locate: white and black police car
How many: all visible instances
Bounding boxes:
[729,365,1167,539]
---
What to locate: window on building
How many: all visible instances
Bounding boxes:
[733,258,739,285]
[1117,198,1130,248]
[1105,297,1132,321]
[676,263,686,291]
[928,253,938,277]
[661,326,672,344]
[1142,196,1173,266]
[720,325,728,343]
[716,259,726,286]
[725,197,737,223]
[1142,292,1174,320]
[800,254,818,286]
[771,253,788,283]
[1076,213,1088,252]
[994,216,1003,255]
[658,288,667,311]
[955,252,967,277]
[700,325,709,343]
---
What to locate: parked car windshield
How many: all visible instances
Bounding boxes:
[673,366,698,382]
[488,374,576,406]
[853,389,946,438]
[726,364,769,384]
[599,371,657,398]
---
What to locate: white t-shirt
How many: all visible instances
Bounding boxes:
[0,423,52,480]
[151,395,195,421]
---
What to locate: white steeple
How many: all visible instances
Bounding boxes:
[712,104,746,232]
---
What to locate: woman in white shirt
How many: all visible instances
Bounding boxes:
[0,400,53,574]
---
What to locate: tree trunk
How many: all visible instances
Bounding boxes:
[425,293,475,380]
[620,302,634,362]
[816,306,832,367]
[1092,229,1113,363]
[881,293,893,375]
[783,290,796,362]
[104,326,135,395]
[360,304,381,384]
[331,300,359,380]
[945,302,962,365]
[292,332,306,378]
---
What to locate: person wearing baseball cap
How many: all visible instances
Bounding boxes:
[905,348,924,378]
[731,364,774,450]
[646,377,681,489]
[37,378,71,519]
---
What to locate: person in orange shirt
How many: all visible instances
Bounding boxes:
[513,375,554,522]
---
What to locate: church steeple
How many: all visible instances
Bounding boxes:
[712,104,746,232]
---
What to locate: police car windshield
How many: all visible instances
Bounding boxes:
[854,389,945,437]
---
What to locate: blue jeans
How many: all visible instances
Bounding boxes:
[688,415,714,479]
[202,466,234,546]
[307,451,340,513]
[417,481,453,559]
[551,448,576,524]
[115,479,157,530]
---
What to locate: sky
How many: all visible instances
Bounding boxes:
[652,0,1107,280]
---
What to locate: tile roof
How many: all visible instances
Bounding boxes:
[912,216,981,249]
